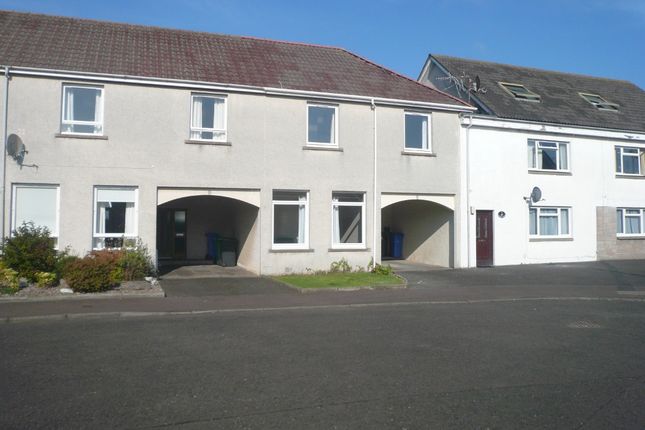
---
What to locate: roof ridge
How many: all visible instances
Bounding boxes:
[1,9,345,52]
[433,53,638,87]
[341,49,471,107]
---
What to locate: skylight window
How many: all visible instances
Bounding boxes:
[499,82,541,102]
[579,92,619,112]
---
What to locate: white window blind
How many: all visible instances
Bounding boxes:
[13,185,58,236]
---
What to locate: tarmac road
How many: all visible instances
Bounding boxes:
[2,297,644,429]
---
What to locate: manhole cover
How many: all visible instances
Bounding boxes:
[567,320,602,329]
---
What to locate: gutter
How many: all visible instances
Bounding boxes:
[464,114,474,268]
[5,66,476,113]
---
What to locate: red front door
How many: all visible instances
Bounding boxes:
[476,210,494,267]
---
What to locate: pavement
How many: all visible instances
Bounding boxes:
[0,259,644,322]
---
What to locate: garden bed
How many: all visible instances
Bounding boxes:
[0,279,164,301]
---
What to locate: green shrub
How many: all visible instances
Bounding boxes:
[35,271,57,288]
[2,222,57,282]
[372,264,393,276]
[54,249,80,280]
[330,258,352,273]
[0,261,20,294]
[117,239,154,281]
[65,252,121,293]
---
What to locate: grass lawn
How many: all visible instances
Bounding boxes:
[275,272,403,289]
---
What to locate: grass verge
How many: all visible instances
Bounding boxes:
[275,272,403,289]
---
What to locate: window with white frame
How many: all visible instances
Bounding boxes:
[529,207,571,237]
[93,187,138,249]
[579,93,619,112]
[12,184,59,247]
[190,94,227,141]
[528,140,569,171]
[272,191,309,249]
[307,104,337,145]
[404,112,431,151]
[331,192,365,248]
[61,85,104,135]
[615,146,644,175]
[616,208,645,236]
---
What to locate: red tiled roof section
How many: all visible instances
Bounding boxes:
[0,11,469,107]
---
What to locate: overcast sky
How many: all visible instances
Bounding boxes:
[2,0,644,88]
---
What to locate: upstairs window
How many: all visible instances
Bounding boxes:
[579,93,619,112]
[404,113,431,152]
[615,146,644,175]
[528,140,569,171]
[307,104,337,145]
[93,187,138,250]
[529,207,571,237]
[499,82,540,102]
[617,208,645,236]
[61,85,103,135]
[190,94,227,141]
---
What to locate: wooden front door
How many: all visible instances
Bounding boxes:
[157,209,187,260]
[476,210,494,267]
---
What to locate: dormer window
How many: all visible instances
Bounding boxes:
[579,93,619,112]
[499,82,540,102]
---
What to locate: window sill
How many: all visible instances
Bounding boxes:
[615,174,645,179]
[302,145,343,152]
[55,133,108,140]
[529,237,573,242]
[328,247,370,252]
[185,139,232,146]
[528,169,571,176]
[401,150,436,157]
[617,235,645,240]
[269,248,314,253]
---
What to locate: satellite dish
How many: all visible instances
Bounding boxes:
[474,75,481,91]
[6,133,27,163]
[530,186,542,204]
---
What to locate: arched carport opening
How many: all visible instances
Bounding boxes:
[381,198,454,268]
[157,190,260,274]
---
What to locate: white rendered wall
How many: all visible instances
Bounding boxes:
[459,122,645,267]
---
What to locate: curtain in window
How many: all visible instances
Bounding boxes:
[529,208,537,235]
[527,141,536,168]
[297,195,306,244]
[94,89,102,133]
[97,203,107,234]
[560,209,569,234]
[14,186,58,235]
[539,211,558,235]
[332,197,340,243]
[559,143,568,170]
[625,211,641,234]
[191,97,203,139]
[124,203,136,235]
[616,209,623,233]
[420,116,428,149]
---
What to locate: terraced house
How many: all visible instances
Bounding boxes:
[0,11,474,274]
[420,55,645,267]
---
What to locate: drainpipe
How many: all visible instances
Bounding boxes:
[465,114,473,267]
[371,98,378,267]
[1,66,9,246]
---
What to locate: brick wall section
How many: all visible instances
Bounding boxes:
[596,206,645,260]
